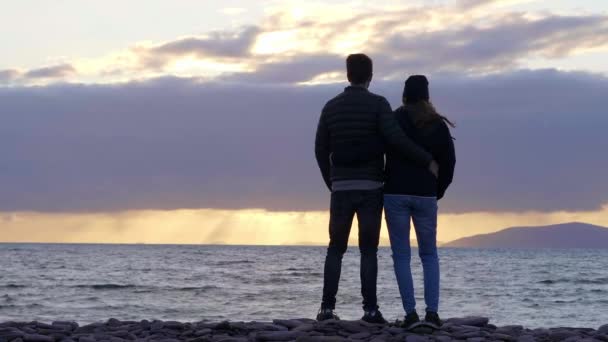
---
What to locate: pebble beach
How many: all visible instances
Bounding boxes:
[2,316,608,342]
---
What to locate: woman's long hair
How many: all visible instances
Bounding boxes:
[404,98,456,129]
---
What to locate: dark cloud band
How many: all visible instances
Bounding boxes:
[1,69,607,213]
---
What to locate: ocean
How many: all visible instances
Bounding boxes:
[1,244,607,328]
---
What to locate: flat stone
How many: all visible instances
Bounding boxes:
[335,321,368,333]
[194,328,213,336]
[256,331,301,341]
[163,321,185,330]
[348,332,371,339]
[0,331,24,340]
[452,331,483,339]
[433,336,452,342]
[296,337,348,342]
[293,324,314,332]
[563,337,584,342]
[188,337,211,342]
[215,338,248,342]
[549,329,579,341]
[446,317,489,327]
[369,337,388,342]
[272,320,302,329]
[406,336,431,342]
[248,323,287,332]
[107,318,122,327]
[490,332,517,341]
[495,326,524,335]
[74,323,105,334]
[593,334,608,342]
[22,334,53,342]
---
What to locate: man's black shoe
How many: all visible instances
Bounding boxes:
[361,309,387,324]
[316,308,340,321]
[401,311,422,330]
[424,311,442,329]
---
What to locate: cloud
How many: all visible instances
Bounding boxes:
[23,63,76,79]
[139,11,608,83]
[137,26,261,69]
[221,54,343,84]
[1,69,607,214]
[3,4,608,86]
[0,69,20,83]
[374,14,608,75]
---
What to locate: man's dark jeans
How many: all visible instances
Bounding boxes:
[321,188,383,311]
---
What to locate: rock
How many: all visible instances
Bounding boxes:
[107,318,122,327]
[490,332,517,341]
[386,327,405,335]
[194,328,213,336]
[593,334,608,342]
[150,320,165,332]
[74,323,104,334]
[248,323,287,332]
[296,337,348,342]
[369,337,388,342]
[600,325,608,335]
[411,325,435,335]
[433,336,452,342]
[272,320,302,329]
[531,328,549,337]
[140,320,151,330]
[446,317,489,327]
[467,338,485,342]
[452,331,483,340]
[0,333,23,340]
[348,332,371,339]
[188,337,212,342]
[335,321,368,333]
[406,336,430,342]
[22,334,53,342]
[256,331,301,341]
[495,325,523,336]
[548,329,579,341]
[293,324,314,332]
[216,338,248,342]
[516,335,535,342]
[164,321,185,330]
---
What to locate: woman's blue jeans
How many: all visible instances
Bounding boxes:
[384,194,439,314]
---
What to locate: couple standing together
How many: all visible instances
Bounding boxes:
[314,54,456,329]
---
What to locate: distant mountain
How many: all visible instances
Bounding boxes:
[443,222,608,248]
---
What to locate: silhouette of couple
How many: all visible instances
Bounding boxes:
[315,54,456,329]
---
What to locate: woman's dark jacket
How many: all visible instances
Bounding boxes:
[384,105,456,199]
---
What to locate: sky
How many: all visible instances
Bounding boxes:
[1,0,608,244]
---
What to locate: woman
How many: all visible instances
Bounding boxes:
[384,75,456,330]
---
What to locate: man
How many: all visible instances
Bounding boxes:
[314,54,437,323]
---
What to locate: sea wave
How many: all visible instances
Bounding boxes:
[538,277,608,285]
[73,284,137,290]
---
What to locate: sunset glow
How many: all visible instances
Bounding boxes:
[2,0,607,244]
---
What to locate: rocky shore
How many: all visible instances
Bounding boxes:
[1,317,607,342]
